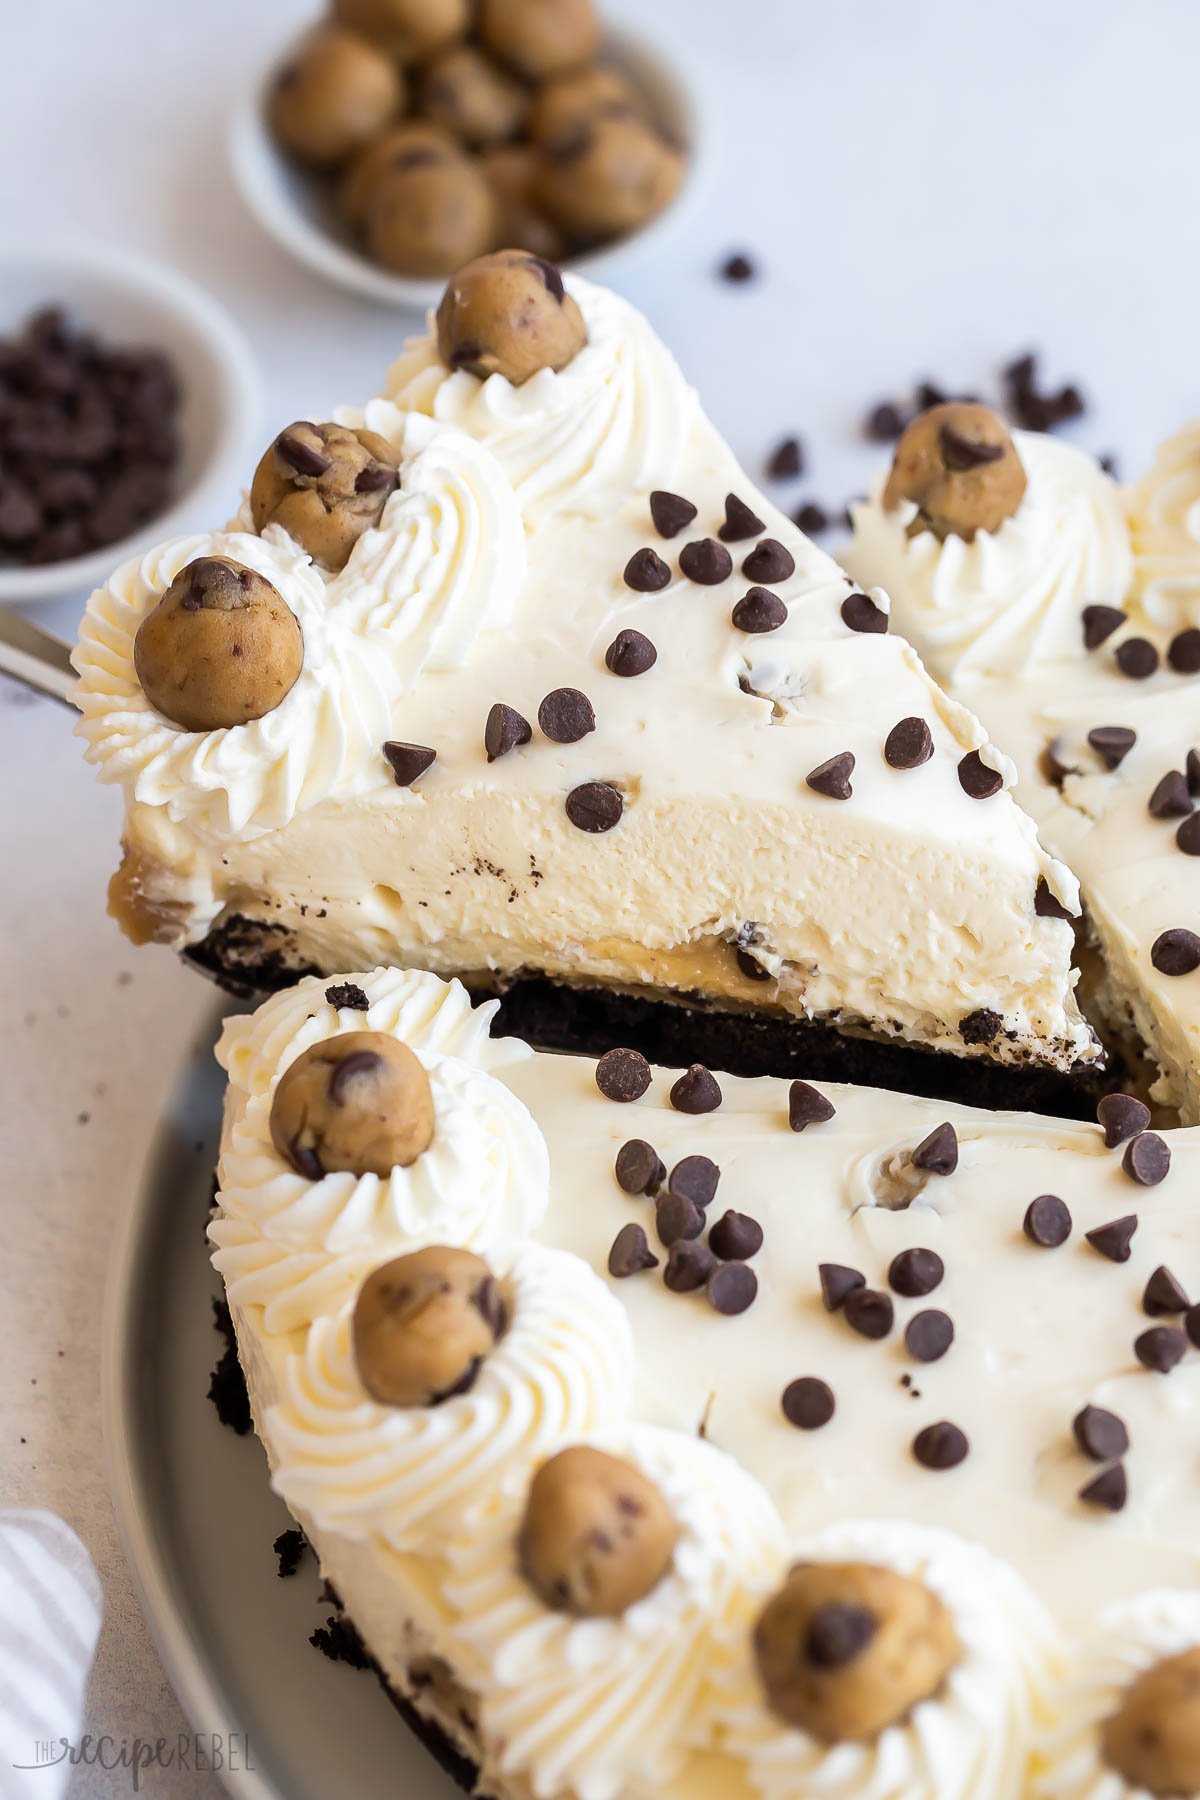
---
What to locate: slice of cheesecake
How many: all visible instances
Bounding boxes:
[73,253,1096,1104]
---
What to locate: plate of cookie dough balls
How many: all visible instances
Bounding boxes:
[231,0,700,309]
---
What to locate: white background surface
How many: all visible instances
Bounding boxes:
[3,0,1200,1792]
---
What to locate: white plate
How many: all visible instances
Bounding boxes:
[101,1004,460,1800]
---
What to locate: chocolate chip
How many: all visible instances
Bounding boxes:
[708,1210,763,1260]
[484,702,531,761]
[1088,725,1137,770]
[841,591,889,634]
[1024,1194,1072,1247]
[1135,1325,1188,1373]
[1073,1404,1129,1461]
[1085,1214,1139,1262]
[719,253,757,284]
[605,628,657,677]
[1176,813,1200,855]
[806,1603,876,1668]
[663,1239,715,1292]
[650,490,697,539]
[885,718,933,770]
[718,494,765,542]
[669,1063,722,1114]
[793,502,829,535]
[1116,638,1160,680]
[1187,1304,1200,1350]
[788,1080,836,1133]
[1123,1132,1171,1186]
[905,1309,954,1363]
[864,401,908,442]
[957,750,1003,799]
[565,781,623,832]
[939,425,1005,470]
[1097,1093,1151,1148]
[781,1377,835,1430]
[1149,770,1193,818]
[669,1155,720,1209]
[819,1264,865,1314]
[767,437,805,481]
[913,1421,968,1470]
[706,1260,758,1314]
[1189,749,1200,796]
[912,1121,958,1176]
[595,1047,651,1103]
[1034,878,1073,921]
[843,1287,894,1340]
[960,1007,1002,1045]
[1151,928,1200,976]
[327,1049,384,1104]
[614,1139,665,1195]
[735,948,771,982]
[679,537,733,584]
[325,982,369,1011]
[742,539,795,584]
[732,586,787,633]
[1143,1265,1190,1316]
[275,429,331,478]
[608,1223,659,1278]
[623,547,672,592]
[889,1248,944,1297]
[1079,1463,1127,1511]
[1168,628,1200,674]
[383,741,436,787]
[538,687,596,743]
[355,462,398,496]
[655,1191,703,1247]
[1082,605,1127,650]
[806,752,855,800]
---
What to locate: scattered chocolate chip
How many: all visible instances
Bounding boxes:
[781,1376,835,1430]
[1189,749,1200,796]
[1088,725,1137,770]
[864,401,908,443]
[719,494,766,542]
[595,1046,651,1103]
[1024,1194,1072,1247]
[742,539,795,584]
[614,1139,665,1195]
[732,586,787,633]
[1042,736,1080,786]
[767,437,805,481]
[720,253,757,284]
[1176,813,1200,855]
[709,1210,763,1261]
[1073,1404,1129,1461]
[807,1603,876,1667]
[957,750,1003,799]
[679,537,733,584]
[1123,1132,1171,1187]
[885,717,933,770]
[650,490,697,539]
[1085,1214,1139,1262]
[889,1247,944,1298]
[484,702,531,761]
[565,781,623,833]
[605,628,657,677]
[819,1263,865,1312]
[841,591,888,634]
[913,1421,968,1470]
[960,1007,1002,1045]
[538,686,596,744]
[1082,605,1126,651]
[655,1190,704,1247]
[706,1260,758,1315]
[663,1239,716,1292]
[843,1287,894,1340]
[1002,353,1086,432]
[1187,1305,1200,1350]
[669,1063,722,1114]
[1149,770,1192,818]
[1097,1093,1151,1148]
[905,1309,954,1363]
[1144,1265,1190,1317]
[1079,1463,1127,1512]
[806,752,855,800]
[912,1121,958,1176]
[608,1223,659,1278]
[659,1162,716,1219]
[1034,877,1073,921]
[1115,638,1160,680]
[623,547,672,593]
[788,1080,836,1133]
[1135,1325,1188,1373]
[1151,928,1200,976]
[325,982,369,1011]
[1168,628,1200,675]
[383,740,436,787]
[793,501,829,535]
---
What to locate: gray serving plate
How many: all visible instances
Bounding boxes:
[101,1003,458,1800]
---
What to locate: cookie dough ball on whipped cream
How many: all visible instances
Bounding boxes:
[268,26,403,168]
[527,65,643,147]
[418,44,528,148]
[753,1560,961,1741]
[353,1246,507,1407]
[479,0,601,81]
[250,421,399,571]
[884,402,1028,543]
[133,555,303,733]
[332,0,470,65]
[534,117,684,243]
[269,1030,435,1179]
[436,249,587,384]
[364,147,496,277]
[518,1446,679,1617]
[1101,1648,1200,1796]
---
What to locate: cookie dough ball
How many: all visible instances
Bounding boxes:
[340,122,458,229]
[518,1446,678,1617]
[250,421,400,572]
[268,27,403,169]
[753,1561,960,1742]
[419,45,528,148]
[1102,1649,1200,1797]
[353,1246,507,1407]
[436,249,586,384]
[534,118,684,244]
[365,154,497,277]
[269,1031,435,1179]
[527,66,642,149]
[481,148,565,261]
[333,0,470,64]
[480,0,600,80]
[133,556,303,733]
[883,402,1027,543]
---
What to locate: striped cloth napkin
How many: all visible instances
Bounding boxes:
[0,1511,102,1799]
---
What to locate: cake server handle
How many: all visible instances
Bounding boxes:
[0,610,78,710]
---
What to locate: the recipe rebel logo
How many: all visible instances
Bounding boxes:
[12,1733,256,1789]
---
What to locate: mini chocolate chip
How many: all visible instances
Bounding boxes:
[905,1309,954,1363]
[1097,1093,1153,1147]
[655,1191,703,1247]
[275,429,331,478]
[788,1080,836,1132]
[793,502,829,535]
[1115,637,1159,680]
[1123,1132,1171,1186]
[781,1376,835,1430]
[1024,1194,1072,1247]
[718,494,765,542]
[1149,770,1193,818]
[1189,749,1200,796]
[623,547,672,592]
[1073,1404,1129,1461]
[706,1260,758,1315]
[1079,1463,1127,1512]
[819,1263,865,1312]
[1176,813,1200,855]
[732,586,787,633]
[720,253,757,283]
[1082,604,1126,650]
[1043,736,1080,786]
[1143,1265,1191,1316]
[957,750,1003,799]
[669,1154,720,1208]
[1085,1214,1139,1262]
[595,1047,651,1103]
[806,752,855,800]
[484,702,531,761]
[565,781,623,832]
[960,1007,1002,1045]
[843,1287,894,1340]
[735,948,771,982]
[767,437,805,480]
[912,1121,958,1176]
[742,539,795,584]
[1135,1325,1188,1373]
[1088,725,1137,770]
[1168,628,1200,674]
[649,490,697,539]
[807,1603,877,1668]
[608,1223,659,1278]
[325,982,369,1011]
[885,717,933,769]
[669,1064,722,1114]
[1151,928,1200,976]
[614,1139,665,1195]
[913,1421,968,1470]
[841,591,888,634]
[1034,877,1073,921]
[889,1248,944,1298]
[383,740,436,787]
[605,628,657,677]
[538,686,596,743]
[679,537,733,584]
[1187,1305,1200,1350]
[663,1239,716,1292]
[864,401,908,442]
[708,1210,763,1260]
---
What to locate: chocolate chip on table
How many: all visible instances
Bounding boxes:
[484,701,532,760]
[1073,1404,1129,1461]
[732,587,787,633]
[719,252,757,283]
[767,437,805,480]
[1168,628,1200,674]
[957,750,1003,799]
[1081,605,1127,651]
[706,1260,758,1314]
[841,590,888,634]
[1085,1215,1139,1262]
[1097,1093,1151,1148]
[614,1138,665,1195]
[843,1287,894,1340]
[679,537,733,584]
[819,1263,865,1312]
[1002,352,1086,432]
[565,781,623,832]
[718,494,765,542]
[1143,1265,1191,1316]
[742,539,795,584]
[1176,814,1200,855]
[1189,749,1200,796]
[885,717,933,770]
[781,1377,835,1430]
[1034,878,1073,921]
[649,490,697,539]
[1079,1464,1127,1511]
[1135,1325,1188,1373]
[864,400,908,443]
[663,1239,715,1292]
[608,1222,659,1278]
[708,1210,763,1260]
[905,1309,954,1363]
[912,1122,958,1176]
[623,546,672,592]
[912,1421,968,1470]
[595,1046,651,1103]
[788,1080,836,1132]
[888,1248,944,1298]
[1151,928,1200,976]
[793,502,829,535]
[383,741,436,786]
[670,1063,722,1114]
[1148,771,1192,819]
[1024,1194,1072,1247]
[1088,725,1137,770]
[538,686,596,743]
[960,1007,1002,1045]
[669,1154,720,1208]
[325,982,370,1011]
[1123,1132,1171,1186]
[1115,638,1160,680]
[605,628,657,677]
[655,1191,704,1247]
[806,752,855,800]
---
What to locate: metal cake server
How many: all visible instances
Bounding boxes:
[0,608,77,708]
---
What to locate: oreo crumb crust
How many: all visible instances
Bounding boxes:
[207,1297,251,1436]
[274,1527,309,1578]
[326,982,370,1011]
